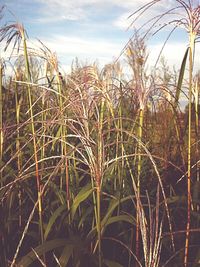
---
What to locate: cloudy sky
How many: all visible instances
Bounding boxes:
[0,0,198,73]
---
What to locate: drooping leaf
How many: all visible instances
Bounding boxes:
[166,195,186,205]
[105,214,135,227]
[58,244,74,267]
[71,183,93,220]
[44,204,68,240]
[87,195,132,239]
[101,195,132,228]
[18,239,68,267]
[78,205,93,229]
[49,181,66,205]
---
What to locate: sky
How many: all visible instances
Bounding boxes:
[0,0,199,75]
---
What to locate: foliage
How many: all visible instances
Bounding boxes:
[0,2,200,267]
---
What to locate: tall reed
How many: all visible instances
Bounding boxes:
[0,22,44,244]
[129,1,200,265]
[0,61,3,165]
[126,35,157,264]
[0,3,200,267]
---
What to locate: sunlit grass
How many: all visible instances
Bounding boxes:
[0,2,199,267]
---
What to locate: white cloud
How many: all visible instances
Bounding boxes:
[113,12,132,30]
[31,35,200,75]
[34,0,88,22]
[36,0,146,10]
[2,0,199,76]
[38,35,120,58]
[27,34,123,72]
[34,0,173,24]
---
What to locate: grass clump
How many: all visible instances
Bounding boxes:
[0,2,200,267]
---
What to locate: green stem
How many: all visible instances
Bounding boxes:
[0,63,3,163]
[0,62,3,191]
[21,27,44,244]
[184,31,195,267]
[96,97,104,267]
[97,185,102,267]
[136,108,144,265]
[194,81,199,212]
[14,75,23,226]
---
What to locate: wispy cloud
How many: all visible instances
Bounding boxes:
[34,0,113,23]
[39,35,121,57]
[2,0,195,75]
[113,12,132,30]
[34,0,87,23]
[28,34,123,72]
[32,0,168,24]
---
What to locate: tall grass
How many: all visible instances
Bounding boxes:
[0,60,3,164]
[0,2,200,267]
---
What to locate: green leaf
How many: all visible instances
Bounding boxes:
[71,183,93,220]
[87,195,132,239]
[174,47,189,109]
[49,181,66,205]
[106,214,135,227]
[166,196,186,205]
[58,244,74,267]
[101,196,131,228]
[44,204,68,240]
[78,205,93,229]
[52,126,62,151]
[18,239,68,267]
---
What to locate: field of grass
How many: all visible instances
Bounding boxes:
[0,1,200,267]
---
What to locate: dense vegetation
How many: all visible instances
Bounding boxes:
[0,1,199,267]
